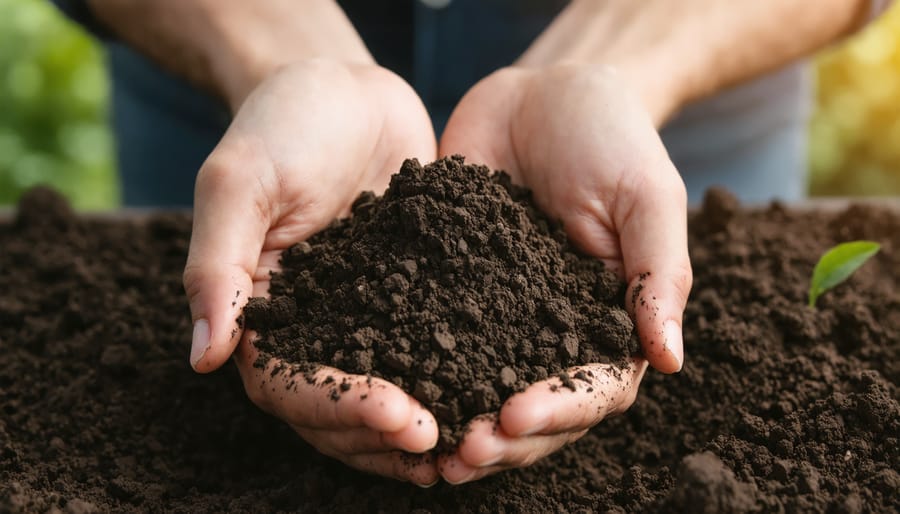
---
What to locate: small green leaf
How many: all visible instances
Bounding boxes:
[808,241,881,307]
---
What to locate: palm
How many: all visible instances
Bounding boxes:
[442,67,670,266]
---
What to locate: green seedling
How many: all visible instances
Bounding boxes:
[808,240,881,308]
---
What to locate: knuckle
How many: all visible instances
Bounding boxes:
[181,269,197,299]
[181,262,206,298]
[196,141,269,197]
[196,153,241,193]
[616,168,651,200]
[669,261,694,304]
[681,266,695,293]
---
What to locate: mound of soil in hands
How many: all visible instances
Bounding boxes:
[0,185,897,513]
[242,156,636,447]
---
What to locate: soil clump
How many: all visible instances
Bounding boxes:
[243,156,636,448]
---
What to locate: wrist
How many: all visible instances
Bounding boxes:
[516,0,691,126]
[211,1,375,111]
[88,0,373,112]
[605,59,688,128]
[521,0,876,126]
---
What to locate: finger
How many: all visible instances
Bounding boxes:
[295,426,392,455]
[385,396,440,452]
[439,458,503,485]
[439,451,492,485]
[438,431,579,484]
[184,141,271,373]
[616,165,693,374]
[292,396,439,454]
[499,359,648,437]
[342,451,439,486]
[234,340,417,433]
[253,249,282,282]
[445,415,588,476]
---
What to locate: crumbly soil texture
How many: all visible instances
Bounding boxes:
[242,156,637,448]
[1,184,898,513]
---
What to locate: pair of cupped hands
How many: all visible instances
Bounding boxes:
[183,59,692,486]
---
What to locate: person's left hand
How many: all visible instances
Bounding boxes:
[183,60,441,485]
[436,65,692,483]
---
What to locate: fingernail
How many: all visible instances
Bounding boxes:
[664,319,684,372]
[190,319,210,369]
[416,478,440,489]
[445,470,477,485]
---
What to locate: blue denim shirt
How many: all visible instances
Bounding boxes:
[54,0,811,206]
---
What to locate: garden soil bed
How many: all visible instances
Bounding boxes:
[1,185,898,513]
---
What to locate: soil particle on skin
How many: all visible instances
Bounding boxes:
[0,185,898,513]
[242,156,637,448]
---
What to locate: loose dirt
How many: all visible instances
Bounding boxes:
[0,179,897,513]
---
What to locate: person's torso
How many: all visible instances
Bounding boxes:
[108,0,811,205]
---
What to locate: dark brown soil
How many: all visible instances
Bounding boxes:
[243,157,636,448]
[1,185,897,513]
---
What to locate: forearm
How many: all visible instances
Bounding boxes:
[87,0,372,110]
[519,0,875,124]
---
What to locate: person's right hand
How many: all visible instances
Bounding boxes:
[182,59,440,485]
[436,64,692,483]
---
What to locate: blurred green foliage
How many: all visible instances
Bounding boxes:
[0,0,116,210]
[0,0,898,210]
[810,3,900,196]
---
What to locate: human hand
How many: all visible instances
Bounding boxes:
[234,334,440,485]
[182,60,440,484]
[437,65,692,482]
[439,359,648,484]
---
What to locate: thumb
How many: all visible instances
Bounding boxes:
[183,148,270,373]
[617,166,692,374]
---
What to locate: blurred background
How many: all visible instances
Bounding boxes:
[1,0,899,210]
[0,0,114,209]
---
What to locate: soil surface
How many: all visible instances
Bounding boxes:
[1,185,898,513]
[243,157,636,448]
